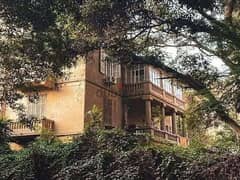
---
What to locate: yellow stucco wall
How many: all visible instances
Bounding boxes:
[6,58,87,136]
[45,80,85,135]
[43,59,87,135]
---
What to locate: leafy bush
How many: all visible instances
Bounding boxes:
[0,128,191,180]
[2,127,240,180]
[0,118,11,154]
[0,118,10,143]
[97,129,139,152]
[0,150,35,179]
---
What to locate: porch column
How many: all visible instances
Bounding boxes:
[145,100,152,127]
[160,104,165,130]
[123,103,128,129]
[172,109,177,134]
[182,118,185,137]
[181,115,186,137]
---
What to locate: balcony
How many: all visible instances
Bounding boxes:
[19,77,57,92]
[175,98,185,109]
[123,82,150,96]
[129,127,189,147]
[123,82,185,110]
[9,118,54,137]
[151,128,188,146]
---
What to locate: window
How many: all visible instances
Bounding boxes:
[163,79,173,94]
[149,67,161,87]
[113,62,121,78]
[100,49,121,79]
[125,64,145,84]
[100,49,107,74]
[27,94,46,119]
[174,85,183,99]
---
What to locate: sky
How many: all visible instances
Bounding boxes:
[164,46,228,73]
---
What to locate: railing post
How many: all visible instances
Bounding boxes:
[151,128,154,137]
[160,104,166,131]
[172,109,177,134]
[182,115,186,137]
[123,103,128,129]
[165,132,168,140]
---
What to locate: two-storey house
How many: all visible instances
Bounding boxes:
[5,50,188,146]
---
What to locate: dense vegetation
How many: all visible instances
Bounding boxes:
[1,126,240,180]
[1,0,240,135]
[1,0,240,179]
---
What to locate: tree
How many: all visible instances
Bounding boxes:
[0,118,11,153]
[1,0,240,134]
[73,0,240,134]
[0,1,82,118]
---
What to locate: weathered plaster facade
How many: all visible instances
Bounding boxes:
[6,50,188,146]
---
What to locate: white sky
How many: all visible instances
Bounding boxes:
[164,47,227,73]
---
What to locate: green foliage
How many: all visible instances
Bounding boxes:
[97,129,139,152]
[209,127,240,154]
[1,0,240,136]
[184,94,210,137]
[86,105,103,131]
[0,128,190,180]
[0,118,11,154]
[39,128,57,144]
[0,118,10,143]
[2,127,240,179]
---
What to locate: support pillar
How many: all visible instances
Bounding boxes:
[181,115,188,137]
[172,109,177,134]
[181,115,186,137]
[160,104,165,130]
[123,103,128,129]
[145,100,152,127]
[177,115,181,135]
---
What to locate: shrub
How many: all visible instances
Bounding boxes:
[2,127,240,180]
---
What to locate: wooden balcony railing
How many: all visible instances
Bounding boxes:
[127,127,189,146]
[123,82,185,110]
[175,98,185,109]
[151,84,164,97]
[9,118,54,137]
[178,136,189,147]
[123,82,148,96]
[127,127,151,135]
[151,128,179,143]
[165,92,174,103]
